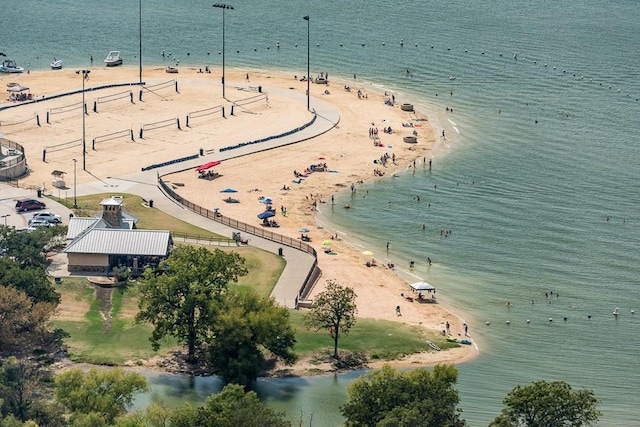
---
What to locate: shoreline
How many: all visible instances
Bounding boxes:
[2,65,478,372]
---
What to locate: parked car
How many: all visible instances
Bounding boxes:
[27,219,51,228]
[15,199,46,212]
[29,212,62,225]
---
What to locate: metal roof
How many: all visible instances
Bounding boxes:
[66,217,102,240]
[64,229,172,256]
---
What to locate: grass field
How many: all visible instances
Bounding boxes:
[288,310,457,361]
[49,193,226,240]
[54,243,286,365]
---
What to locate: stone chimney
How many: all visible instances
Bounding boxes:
[100,197,123,228]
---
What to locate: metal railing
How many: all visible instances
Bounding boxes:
[158,176,320,306]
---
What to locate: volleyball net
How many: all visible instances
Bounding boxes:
[140,79,179,101]
[185,105,224,127]
[139,117,181,138]
[230,92,269,115]
[0,113,40,129]
[47,102,85,124]
[42,139,82,162]
[93,90,134,113]
[92,129,134,150]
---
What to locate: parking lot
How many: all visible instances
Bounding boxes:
[0,185,72,230]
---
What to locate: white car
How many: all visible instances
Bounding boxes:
[28,219,52,229]
[28,212,62,225]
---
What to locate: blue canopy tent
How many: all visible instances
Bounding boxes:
[257,211,276,220]
[220,188,238,193]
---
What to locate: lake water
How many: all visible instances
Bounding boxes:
[3,0,639,425]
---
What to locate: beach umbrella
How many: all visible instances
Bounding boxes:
[299,228,310,233]
[196,160,220,172]
[257,211,276,220]
[322,240,333,246]
[220,188,238,193]
[362,250,374,256]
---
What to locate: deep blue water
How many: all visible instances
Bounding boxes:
[2,0,639,425]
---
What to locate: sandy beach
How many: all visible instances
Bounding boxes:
[0,65,476,367]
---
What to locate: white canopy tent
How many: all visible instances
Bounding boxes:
[409,281,436,292]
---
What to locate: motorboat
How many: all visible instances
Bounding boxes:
[165,66,179,74]
[104,51,123,67]
[51,58,63,70]
[0,59,24,73]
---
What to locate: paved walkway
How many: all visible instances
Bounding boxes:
[4,87,339,308]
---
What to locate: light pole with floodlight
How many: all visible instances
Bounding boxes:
[75,70,90,170]
[213,3,234,100]
[303,15,310,111]
[139,0,143,84]
[72,159,77,209]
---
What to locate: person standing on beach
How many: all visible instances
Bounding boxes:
[396,305,402,316]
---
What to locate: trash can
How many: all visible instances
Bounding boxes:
[199,148,204,156]
[37,189,42,197]
[258,85,262,93]
[149,199,154,208]
[278,247,283,257]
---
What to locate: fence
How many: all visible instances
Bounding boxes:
[157,176,320,306]
[0,139,28,181]
[93,90,134,113]
[171,231,236,246]
[219,113,317,153]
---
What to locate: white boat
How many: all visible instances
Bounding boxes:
[104,51,123,67]
[165,66,179,74]
[0,59,24,73]
[51,58,63,70]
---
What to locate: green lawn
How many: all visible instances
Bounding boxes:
[288,310,458,360]
[49,193,227,239]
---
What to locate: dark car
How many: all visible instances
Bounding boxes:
[15,199,46,212]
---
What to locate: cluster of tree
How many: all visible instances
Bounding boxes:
[0,226,66,357]
[135,246,296,386]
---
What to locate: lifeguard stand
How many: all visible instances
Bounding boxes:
[52,170,66,189]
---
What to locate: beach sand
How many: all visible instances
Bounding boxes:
[0,66,476,367]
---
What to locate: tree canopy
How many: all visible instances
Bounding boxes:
[490,380,601,427]
[54,368,148,425]
[207,290,297,385]
[341,364,466,427]
[304,279,357,359]
[0,286,57,353]
[135,246,248,361]
[169,383,292,427]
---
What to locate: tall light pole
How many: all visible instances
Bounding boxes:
[75,70,90,170]
[213,3,234,100]
[72,159,77,208]
[139,0,143,84]
[303,16,310,111]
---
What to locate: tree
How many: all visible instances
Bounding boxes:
[341,364,466,427]
[304,279,357,359]
[490,380,601,427]
[54,368,148,424]
[169,383,291,427]
[0,286,57,353]
[207,290,296,386]
[0,358,40,422]
[136,246,248,362]
[0,258,60,305]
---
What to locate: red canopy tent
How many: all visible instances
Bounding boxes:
[196,161,221,172]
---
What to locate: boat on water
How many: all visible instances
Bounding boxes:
[51,58,63,70]
[104,51,123,67]
[0,59,24,73]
